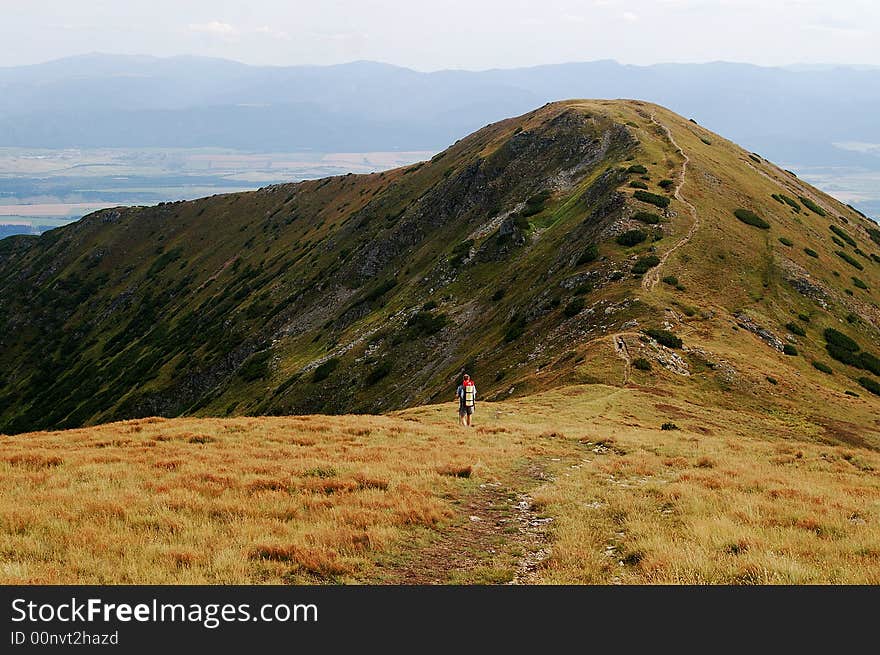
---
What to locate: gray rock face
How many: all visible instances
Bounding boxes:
[733,312,785,351]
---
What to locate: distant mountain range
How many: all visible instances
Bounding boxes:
[2,54,880,172]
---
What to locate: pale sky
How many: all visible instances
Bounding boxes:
[2,0,879,69]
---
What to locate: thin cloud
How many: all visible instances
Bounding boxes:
[255,26,291,40]
[188,21,239,39]
[622,11,639,21]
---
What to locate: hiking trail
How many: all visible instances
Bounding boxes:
[642,114,700,292]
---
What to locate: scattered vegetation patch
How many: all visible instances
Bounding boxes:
[616,229,647,247]
[6,454,63,470]
[803,247,819,258]
[629,180,649,190]
[699,136,712,145]
[521,190,551,217]
[634,190,670,209]
[812,361,833,374]
[766,376,778,385]
[239,351,272,382]
[867,227,880,247]
[577,244,599,265]
[824,328,860,352]
[312,358,340,382]
[632,358,652,371]
[783,344,798,356]
[785,322,806,337]
[406,311,448,337]
[633,211,661,225]
[778,237,793,247]
[632,255,661,275]
[852,277,868,290]
[644,328,682,349]
[564,298,586,318]
[836,251,864,270]
[858,377,880,396]
[627,164,648,174]
[733,208,770,229]
[799,196,826,216]
[830,225,857,247]
[364,361,392,386]
[658,179,675,190]
[660,422,679,431]
[504,318,527,342]
[661,275,679,286]
[490,288,506,302]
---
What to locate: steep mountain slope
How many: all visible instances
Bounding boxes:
[1,100,879,434]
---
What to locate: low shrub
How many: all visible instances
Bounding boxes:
[627,164,648,174]
[778,237,794,246]
[852,277,868,290]
[812,361,833,374]
[766,376,778,385]
[634,190,670,208]
[859,351,880,376]
[629,180,649,190]
[504,319,526,342]
[644,328,682,349]
[407,311,448,336]
[783,344,798,356]
[824,327,860,352]
[577,244,599,265]
[836,250,864,270]
[846,313,859,324]
[867,227,880,247]
[564,298,585,318]
[799,196,826,216]
[661,422,679,430]
[662,275,679,286]
[617,229,647,247]
[734,208,770,229]
[312,357,340,382]
[798,314,810,322]
[422,300,438,311]
[804,248,819,258]
[830,225,857,247]
[239,351,272,382]
[658,179,675,190]
[364,361,392,386]
[779,194,801,212]
[858,377,880,396]
[632,358,652,371]
[700,136,712,145]
[826,343,861,368]
[513,214,531,230]
[574,283,593,296]
[634,211,661,224]
[845,390,860,397]
[491,288,506,302]
[632,255,661,274]
[785,322,806,336]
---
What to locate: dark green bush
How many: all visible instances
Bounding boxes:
[312,357,340,382]
[629,180,649,190]
[858,351,880,376]
[830,225,857,247]
[658,179,675,190]
[422,300,438,310]
[577,244,599,265]
[634,211,661,225]
[798,314,810,322]
[826,344,861,368]
[632,358,652,371]
[616,229,647,247]
[785,322,806,337]
[661,422,679,430]
[491,288,506,302]
[239,351,272,382]
[846,313,860,324]
[644,328,682,349]
[733,208,770,229]
[662,275,679,286]
[766,376,778,385]
[824,327,860,352]
[513,214,531,229]
[845,390,860,397]
[574,283,593,296]
[867,227,880,247]
[836,250,864,270]
[799,196,826,216]
[831,236,846,249]
[803,248,819,258]
[407,311,448,336]
[778,237,794,247]
[627,164,648,174]
[812,361,833,374]
[783,344,798,356]
[365,360,392,386]
[504,318,526,342]
[779,194,801,212]
[521,190,551,217]
[852,277,868,290]
[564,298,585,318]
[632,255,661,274]
[771,194,784,205]
[858,377,880,396]
[872,254,880,264]
[634,190,670,208]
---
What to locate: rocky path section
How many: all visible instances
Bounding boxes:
[384,465,555,584]
[643,114,701,292]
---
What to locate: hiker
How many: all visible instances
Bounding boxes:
[456,374,476,427]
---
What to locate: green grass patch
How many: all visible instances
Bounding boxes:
[644,328,682,349]
[733,208,770,229]
[632,255,661,275]
[616,229,647,247]
[836,251,864,270]
[634,190,670,209]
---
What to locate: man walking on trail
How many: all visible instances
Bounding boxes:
[456,374,476,427]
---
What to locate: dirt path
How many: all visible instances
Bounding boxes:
[384,464,554,584]
[642,114,700,292]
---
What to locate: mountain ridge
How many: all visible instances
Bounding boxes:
[1,99,879,435]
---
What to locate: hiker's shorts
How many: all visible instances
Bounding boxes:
[459,405,474,416]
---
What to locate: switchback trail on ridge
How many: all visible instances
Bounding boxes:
[642,114,700,292]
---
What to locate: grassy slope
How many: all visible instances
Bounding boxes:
[2,377,878,584]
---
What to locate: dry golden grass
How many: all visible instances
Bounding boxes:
[2,380,878,584]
